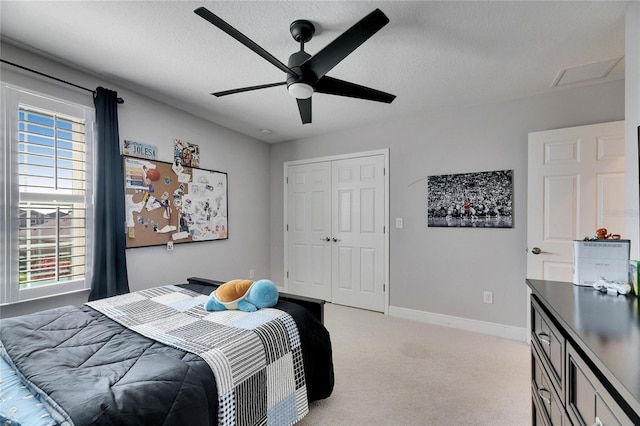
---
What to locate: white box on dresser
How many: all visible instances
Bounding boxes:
[573,240,630,286]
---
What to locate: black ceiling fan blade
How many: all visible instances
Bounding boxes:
[212,82,286,97]
[315,76,396,103]
[300,9,389,82]
[194,7,298,76]
[296,98,312,124]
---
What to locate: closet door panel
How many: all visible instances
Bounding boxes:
[287,162,332,301]
[331,155,384,312]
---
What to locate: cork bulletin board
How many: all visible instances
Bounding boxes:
[123,156,228,248]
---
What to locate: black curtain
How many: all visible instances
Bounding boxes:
[89,87,129,301]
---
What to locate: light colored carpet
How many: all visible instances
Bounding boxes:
[298,303,531,426]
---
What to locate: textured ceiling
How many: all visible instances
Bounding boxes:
[0,1,630,143]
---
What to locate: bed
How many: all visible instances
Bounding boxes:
[0,277,334,426]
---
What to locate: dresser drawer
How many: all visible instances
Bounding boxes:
[532,296,565,399]
[566,343,634,426]
[532,343,566,426]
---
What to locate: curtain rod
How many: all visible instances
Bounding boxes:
[1,58,124,104]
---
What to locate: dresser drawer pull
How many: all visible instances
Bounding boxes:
[537,387,552,403]
[537,332,551,345]
[591,417,603,426]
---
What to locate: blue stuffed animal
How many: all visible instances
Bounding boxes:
[204,279,279,312]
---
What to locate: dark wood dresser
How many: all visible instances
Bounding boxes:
[527,279,640,426]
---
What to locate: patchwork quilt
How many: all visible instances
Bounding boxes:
[86,285,308,425]
[0,283,333,426]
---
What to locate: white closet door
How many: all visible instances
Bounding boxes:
[287,162,332,301]
[331,155,385,312]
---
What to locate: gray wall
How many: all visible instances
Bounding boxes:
[1,42,272,318]
[269,80,625,329]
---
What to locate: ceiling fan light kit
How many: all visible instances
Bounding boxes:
[194,6,396,124]
[288,82,314,99]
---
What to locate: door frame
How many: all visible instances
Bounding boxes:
[283,148,390,315]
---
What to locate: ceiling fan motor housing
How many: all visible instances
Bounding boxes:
[287,50,313,87]
[287,52,314,99]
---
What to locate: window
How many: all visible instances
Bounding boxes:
[1,85,95,304]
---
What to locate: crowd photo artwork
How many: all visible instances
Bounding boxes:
[427,169,513,228]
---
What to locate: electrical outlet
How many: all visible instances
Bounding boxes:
[167,241,173,251]
[249,269,255,279]
[483,291,493,304]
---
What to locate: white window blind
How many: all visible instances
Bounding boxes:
[2,85,94,304]
[18,107,88,289]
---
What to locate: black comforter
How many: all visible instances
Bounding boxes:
[0,284,333,426]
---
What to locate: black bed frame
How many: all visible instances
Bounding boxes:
[186,277,326,324]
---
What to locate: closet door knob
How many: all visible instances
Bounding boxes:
[321,237,330,242]
[332,238,340,242]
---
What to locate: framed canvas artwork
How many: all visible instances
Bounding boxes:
[427,169,513,228]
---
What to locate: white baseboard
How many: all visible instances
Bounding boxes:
[388,306,527,341]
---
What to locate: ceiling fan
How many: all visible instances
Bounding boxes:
[194,7,396,124]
